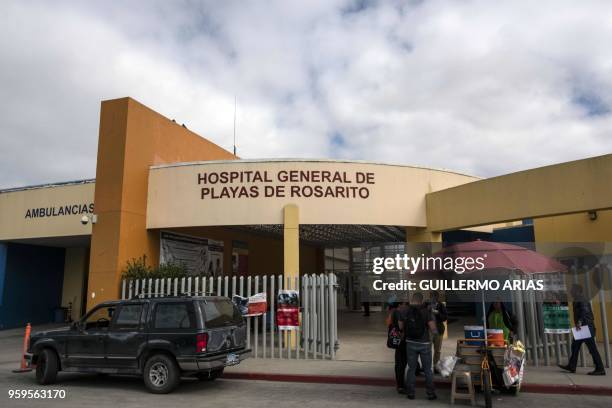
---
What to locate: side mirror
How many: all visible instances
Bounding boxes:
[71,321,82,331]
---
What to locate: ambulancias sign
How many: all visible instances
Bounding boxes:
[25,203,94,219]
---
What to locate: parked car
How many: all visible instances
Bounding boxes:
[25,296,250,393]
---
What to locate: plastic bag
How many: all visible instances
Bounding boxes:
[248,292,267,315]
[503,341,526,386]
[436,356,459,378]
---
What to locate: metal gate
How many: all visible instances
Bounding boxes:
[511,262,612,368]
[121,273,339,360]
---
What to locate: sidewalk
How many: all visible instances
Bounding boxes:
[225,358,612,395]
[224,310,612,395]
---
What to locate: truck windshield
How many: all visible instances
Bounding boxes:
[201,299,243,328]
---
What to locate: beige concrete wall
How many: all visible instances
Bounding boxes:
[147,160,478,228]
[426,154,612,232]
[61,247,89,319]
[0,182,94,240]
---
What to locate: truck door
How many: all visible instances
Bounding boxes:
[106,302,147,369]
[65,304,116,368]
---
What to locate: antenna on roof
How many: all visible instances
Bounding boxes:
[233,96,237,156]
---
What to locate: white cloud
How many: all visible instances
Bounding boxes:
[1,0,612,188]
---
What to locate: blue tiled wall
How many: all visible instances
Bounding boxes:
[0,243,65,330]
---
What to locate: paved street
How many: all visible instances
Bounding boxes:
[1,324,612,407]
[2,372,612,408]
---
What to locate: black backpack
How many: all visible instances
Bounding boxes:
[404,306,426,341]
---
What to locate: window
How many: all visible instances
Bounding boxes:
[201,299,243,328]
[154,303,194,329]
[83,305,116,330]
[114,304,144,328]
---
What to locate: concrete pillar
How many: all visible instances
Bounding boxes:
[283,204,300,347]
[62,248,89,320]
[283,204,300,279]
[87,97,237,310]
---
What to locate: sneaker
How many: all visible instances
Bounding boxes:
[397,387,406,394]
[406,394,415,400]
[587,369,606,376]
[427,394,437,401]
[558,364,575,373]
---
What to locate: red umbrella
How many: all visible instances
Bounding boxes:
[420,240,567,351]
[428,240,567,274]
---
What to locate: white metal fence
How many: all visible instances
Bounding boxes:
[121,273,339,360]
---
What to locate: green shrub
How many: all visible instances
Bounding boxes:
[156,262,188,279]
[122,255,153,280]
[122,255,188,280]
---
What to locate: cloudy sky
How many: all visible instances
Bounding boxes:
[1,0,612,188]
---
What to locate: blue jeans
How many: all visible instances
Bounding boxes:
[405,341,435,397]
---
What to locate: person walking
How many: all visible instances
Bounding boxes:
[426,291,447,371]
[559,284,606,376]
[400,292,438,400]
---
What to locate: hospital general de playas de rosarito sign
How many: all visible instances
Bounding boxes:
[145,160,479,227]
[197,169,376,200]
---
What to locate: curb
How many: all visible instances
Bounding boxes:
[223,372,612,396]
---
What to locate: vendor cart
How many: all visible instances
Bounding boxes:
[456,339,525,399]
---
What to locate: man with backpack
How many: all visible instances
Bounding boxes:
[399,292,438,401]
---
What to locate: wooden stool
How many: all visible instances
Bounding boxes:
[451,364,475,406]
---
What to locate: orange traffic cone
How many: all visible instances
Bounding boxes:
[12,323,33,373]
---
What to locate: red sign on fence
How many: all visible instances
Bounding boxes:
[276,290,299,330]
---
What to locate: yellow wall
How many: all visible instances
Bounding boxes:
[535,212,612,340]
[0,182,94,240]
[88,97,237,309]
[61,247,89,319]
[534,209,612,243]
[427,154,612,231]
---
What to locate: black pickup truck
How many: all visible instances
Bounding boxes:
[25,296,251,393]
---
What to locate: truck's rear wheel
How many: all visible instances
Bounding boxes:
[143,354,179,394]
[35,349,59,385]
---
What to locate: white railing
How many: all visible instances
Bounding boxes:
[121,273,339,360]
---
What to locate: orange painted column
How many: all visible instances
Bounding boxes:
[87,97,236,309]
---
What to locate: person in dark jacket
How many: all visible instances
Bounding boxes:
[559,284,606,375]
[389,302,407,394]
[425,291,448,370]
[400,292,438,401]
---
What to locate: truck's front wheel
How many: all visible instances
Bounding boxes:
[143,354,179,394]
[35,348,59,385]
